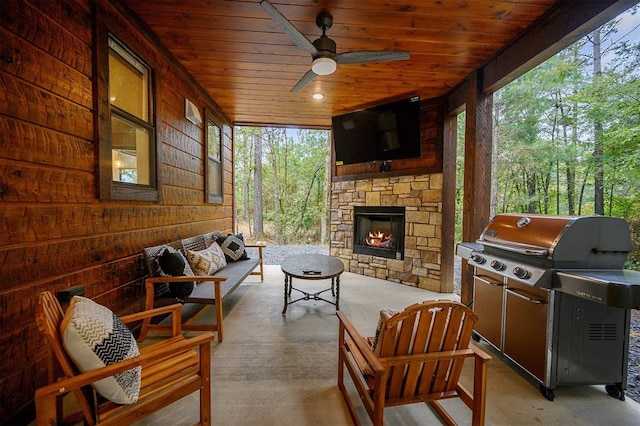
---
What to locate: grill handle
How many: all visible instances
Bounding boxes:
[478,240,549,256]
[506,287,546,304]
[476,275,504,287]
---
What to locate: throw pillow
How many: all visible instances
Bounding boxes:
[60,296,141,404]
[158,247,195,300]
[362,308,399,377]
[216,233,249,262]
[371,308,400,356]
[187,243,227,275]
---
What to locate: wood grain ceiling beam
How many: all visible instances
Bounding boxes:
[482,0,639,93]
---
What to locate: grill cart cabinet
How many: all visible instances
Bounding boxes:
[459,214,638,401]
[472,265,630,401]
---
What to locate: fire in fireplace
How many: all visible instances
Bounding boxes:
[353,206,405,260]
[365,231,394,248]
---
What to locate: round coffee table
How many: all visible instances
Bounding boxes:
[280,254,344,314]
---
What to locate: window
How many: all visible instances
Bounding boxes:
[98,32,158,201]
[205,108,223,203]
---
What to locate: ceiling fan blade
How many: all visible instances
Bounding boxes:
[260,0,318,56]
[290,69,318,93]
[335,51,410,65]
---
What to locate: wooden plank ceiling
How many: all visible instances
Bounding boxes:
[123,0,557,128]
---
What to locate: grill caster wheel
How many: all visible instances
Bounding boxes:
[605,384,625,401]
[539,385,555,401]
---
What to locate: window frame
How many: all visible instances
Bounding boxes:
[204,108,223,204]
[95,20,161,201]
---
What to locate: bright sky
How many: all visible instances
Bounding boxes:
[617,7,640,42]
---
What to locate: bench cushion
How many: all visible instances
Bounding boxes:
[185,257,260,304]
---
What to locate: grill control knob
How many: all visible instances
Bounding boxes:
[513,266,531,280]
[490,260,505,271]
[470,254,486,264]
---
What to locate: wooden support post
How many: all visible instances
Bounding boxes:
[461,71,493,305]
[442,111,458,294]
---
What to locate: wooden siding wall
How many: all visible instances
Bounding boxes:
[0,0,234,421]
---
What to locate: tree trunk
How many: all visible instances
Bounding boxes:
[243,178,251,232]
[253,130,264,237]
[592,27,605,215]
[526,171,537,213]
[491,99,500,217]
[269,131,280,243]
[321,154,330,243]
[578,171,589,216]
[243,136,252,226]
[294,163,323,236]
[553,94,560,214]
[562,98,577,215]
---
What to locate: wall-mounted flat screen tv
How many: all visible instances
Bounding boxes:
[332,96,421,165]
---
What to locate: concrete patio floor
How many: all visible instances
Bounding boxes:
[134,264,640,425]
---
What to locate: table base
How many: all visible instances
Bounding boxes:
[282,275,340,314]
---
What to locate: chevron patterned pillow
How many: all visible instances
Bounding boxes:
[61,296,141,404]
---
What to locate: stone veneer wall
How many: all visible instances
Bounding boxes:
[330,173,444,292]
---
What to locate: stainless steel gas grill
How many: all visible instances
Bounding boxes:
[456,213,640,401]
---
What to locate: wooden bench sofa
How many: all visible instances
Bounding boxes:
[140,231,264,342]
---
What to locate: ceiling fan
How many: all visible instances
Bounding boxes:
[260,0,411,93]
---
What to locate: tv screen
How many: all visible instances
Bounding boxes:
[332,96,421,165]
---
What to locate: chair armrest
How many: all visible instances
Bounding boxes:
[119,303,183,324]
[470,342,492,362]
[380,348,476,367]
[35,331,214,401]
[245,244,264,261]
[120,303,184,337]
[337,311,385,376]
[143,276,226,316]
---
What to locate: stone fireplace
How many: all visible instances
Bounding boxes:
[330,173,443,292]
[353,206,405,260]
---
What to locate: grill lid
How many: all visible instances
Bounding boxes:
[478,214,631,267]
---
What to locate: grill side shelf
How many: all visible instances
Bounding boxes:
[554,270,640,309]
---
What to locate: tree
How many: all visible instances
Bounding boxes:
[234,126,330,244]
[592,27,605,215]
[233,127,254,231]
[488,7,640,266]
[253,129,264,237]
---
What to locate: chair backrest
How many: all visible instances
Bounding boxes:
[181,235,208,253]
[203,232,221,248]
[376,300,478,399]
[36,291,97,424]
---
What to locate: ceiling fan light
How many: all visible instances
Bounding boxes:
[311,57,337,75]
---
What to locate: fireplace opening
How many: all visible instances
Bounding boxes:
[353,206,405,260]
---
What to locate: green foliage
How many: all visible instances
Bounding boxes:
[483,13,640,266]
[234,126,330,244]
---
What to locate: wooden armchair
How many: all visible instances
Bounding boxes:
[35,291,214,426]
[337,300,491,426]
